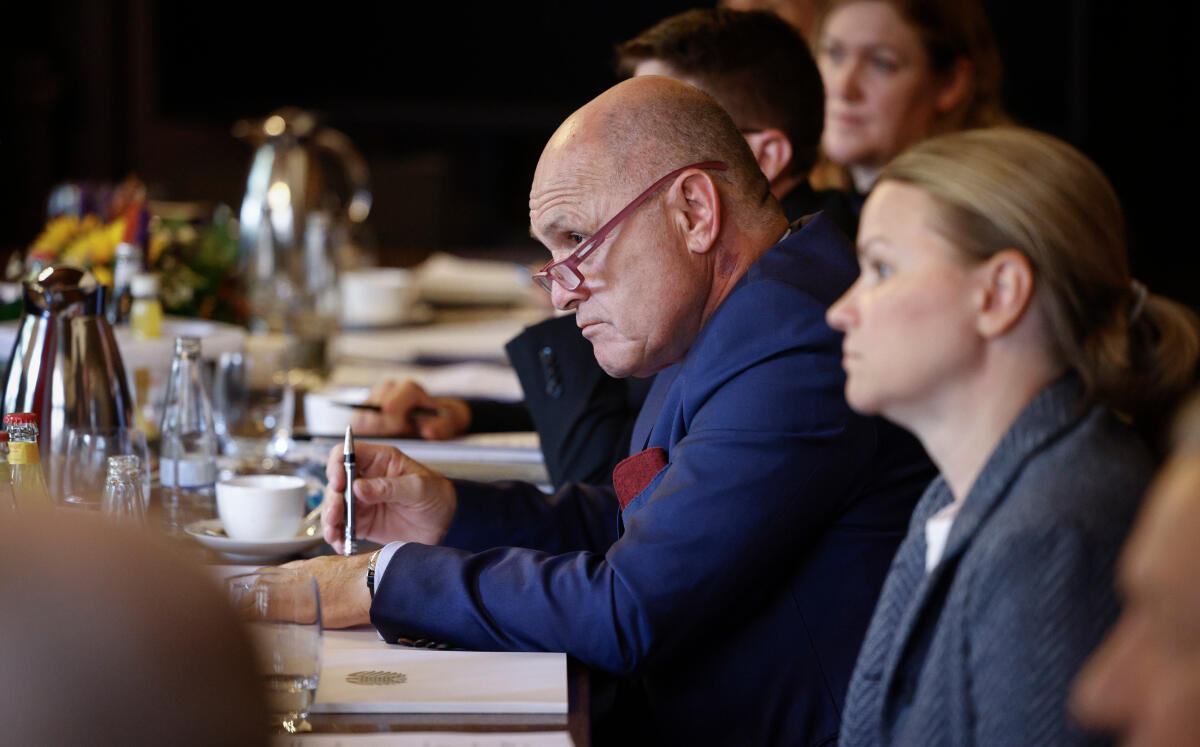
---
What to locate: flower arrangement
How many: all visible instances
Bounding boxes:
[13,177,246,324]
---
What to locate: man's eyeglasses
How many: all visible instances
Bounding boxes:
[532,161,728,293]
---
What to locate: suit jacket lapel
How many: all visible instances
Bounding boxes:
[937,375,1087,571]
[630,363,679,454]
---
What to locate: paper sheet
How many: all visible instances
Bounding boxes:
[331,313,545,366]
[327,361,525,402]
[313,629,568,714]
[275,732,573,747]
[415,252,535,307]
[287,433,549,486]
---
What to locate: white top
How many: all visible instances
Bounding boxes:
[925,499,964,572]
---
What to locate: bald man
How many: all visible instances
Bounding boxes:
[290,77,929,745]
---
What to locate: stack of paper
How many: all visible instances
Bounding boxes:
[286,433,549,486]
[313,629,568,715]
[276,732,574,746]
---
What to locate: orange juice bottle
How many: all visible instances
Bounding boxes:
[3,413,53,511]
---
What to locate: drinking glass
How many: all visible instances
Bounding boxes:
[101,454,147,526]
[227,569,322,733]
[60,427,151,511]
[213,350,294,457]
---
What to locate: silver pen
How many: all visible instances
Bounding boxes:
[343,425,357,555]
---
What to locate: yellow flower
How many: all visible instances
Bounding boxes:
[148,232,168,265]
[92,219,126,265]
[30,215,82,254]
[91,265,113,287]
[60,217,124,266]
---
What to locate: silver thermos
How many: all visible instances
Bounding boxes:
[1,265,135,494]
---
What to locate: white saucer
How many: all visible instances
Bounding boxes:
[185,519,324,562]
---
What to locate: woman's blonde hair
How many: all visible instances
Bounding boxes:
[881,127,1200,441]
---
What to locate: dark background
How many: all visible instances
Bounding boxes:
[2,0,1196,306]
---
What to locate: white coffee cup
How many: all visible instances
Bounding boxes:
[339,268,417,327]
[216,475,307,541]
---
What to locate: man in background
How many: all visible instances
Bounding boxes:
[617,8,831,224]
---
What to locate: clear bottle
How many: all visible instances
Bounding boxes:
[3,413,54,511]
[102,454,147,526]
[108,241,143,326]
[159,337,218,528]
[129,272,163,340]
[0,431,15,513]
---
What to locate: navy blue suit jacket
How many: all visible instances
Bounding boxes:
[371,214,932,745]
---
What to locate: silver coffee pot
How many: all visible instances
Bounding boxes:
[1,265,135,485]
[234,107,372,337]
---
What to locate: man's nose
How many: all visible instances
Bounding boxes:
[550,280,587,311]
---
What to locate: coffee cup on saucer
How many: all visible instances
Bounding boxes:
[215,475,307,542]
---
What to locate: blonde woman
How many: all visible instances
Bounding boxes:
[827,127,1200,745]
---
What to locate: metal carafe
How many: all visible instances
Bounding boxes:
[1,266,135,489]
[234,107,372,339]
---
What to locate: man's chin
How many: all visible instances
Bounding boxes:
[596,358,633,379]
[591,343,634,380]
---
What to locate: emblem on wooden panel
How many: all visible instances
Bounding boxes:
[345,670,408,685]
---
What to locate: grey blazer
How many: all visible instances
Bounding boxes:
[840,376,1151,746]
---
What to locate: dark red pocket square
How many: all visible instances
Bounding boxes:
[613,447,668,510]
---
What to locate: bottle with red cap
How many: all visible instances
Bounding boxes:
[0,431,14,512]
[3,413,53,511]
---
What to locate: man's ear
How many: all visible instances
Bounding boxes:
[935,58,973,115]
[744,128,794,184]
[666,170,721,255]
[973,249,1035,338]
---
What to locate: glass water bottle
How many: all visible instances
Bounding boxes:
[159,337,218,528]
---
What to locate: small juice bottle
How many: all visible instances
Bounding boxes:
[0,431,14,513]
[130,272,163,340]
[3,413,53,511]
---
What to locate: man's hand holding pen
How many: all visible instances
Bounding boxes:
[319,441,458,553]
[279,438,457,627]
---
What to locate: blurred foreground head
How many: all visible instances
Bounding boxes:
[1071,394,1200,744]
[0,515,268,746]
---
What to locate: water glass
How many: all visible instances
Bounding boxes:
[213,350,294,456]
[227,569,322,733]
[60,427,151,511]
[101,454,147,526]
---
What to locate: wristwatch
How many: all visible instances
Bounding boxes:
[366,549,382,599]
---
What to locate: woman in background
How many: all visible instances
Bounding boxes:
[827,127,1199,745]
[812,0,1007,234]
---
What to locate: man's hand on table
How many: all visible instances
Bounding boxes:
[350,379,471,440]
[280,553,373,628]
[320,441,458,551]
